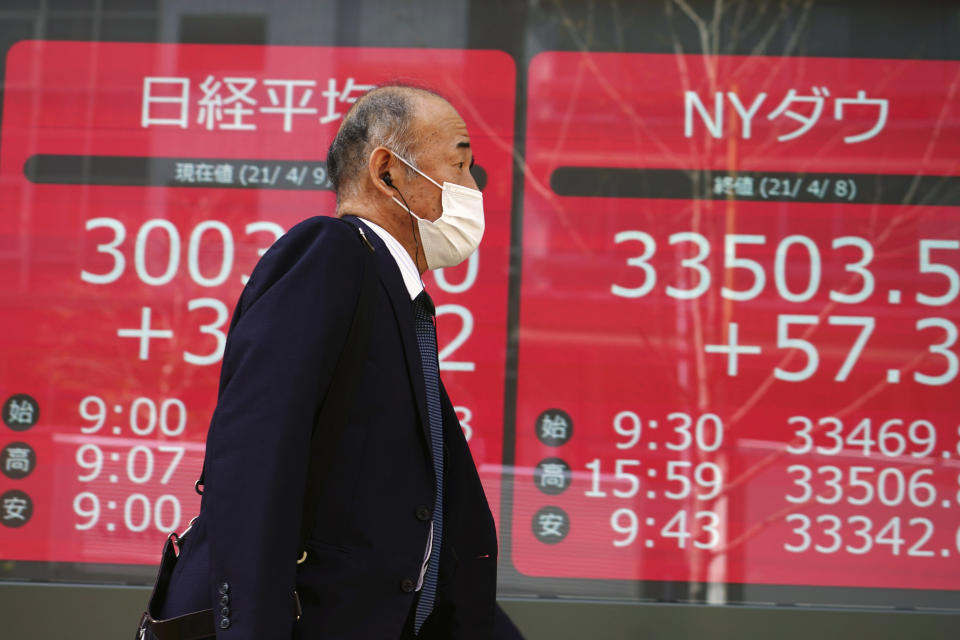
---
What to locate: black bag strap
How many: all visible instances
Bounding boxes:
[194,218,377,560]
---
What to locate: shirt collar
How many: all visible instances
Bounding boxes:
[359,218,424,300]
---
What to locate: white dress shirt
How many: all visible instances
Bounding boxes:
[356,217,432,590]
[360,218,423,301]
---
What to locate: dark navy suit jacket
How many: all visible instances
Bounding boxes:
[159,215,498,639]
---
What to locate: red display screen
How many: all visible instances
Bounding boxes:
[512,53,960,590]
[4,39,960,606]
[0,41,515,565]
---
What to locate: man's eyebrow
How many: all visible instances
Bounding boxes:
[457,140,475,168]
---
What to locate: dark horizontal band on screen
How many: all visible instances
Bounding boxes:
[23,154,488,191]
[550,167,960,206]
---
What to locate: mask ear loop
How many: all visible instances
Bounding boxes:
[386,181,427,291]
[392,151,443,190]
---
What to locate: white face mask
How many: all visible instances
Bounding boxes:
[388,151,484,270]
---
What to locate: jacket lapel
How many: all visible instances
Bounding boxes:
[345,216,432,454]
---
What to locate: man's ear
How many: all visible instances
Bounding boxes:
[368,146,397,197]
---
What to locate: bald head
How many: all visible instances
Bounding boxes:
[326,85,444,203]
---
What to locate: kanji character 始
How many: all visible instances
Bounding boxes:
[7,400,34,425]
[540,415,569,441]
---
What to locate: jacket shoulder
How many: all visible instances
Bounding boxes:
[272,215,364,264]
[240,215,366,308]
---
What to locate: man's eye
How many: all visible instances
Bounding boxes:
[457,162,465,169]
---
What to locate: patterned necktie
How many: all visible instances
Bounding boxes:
[412,290,444,634]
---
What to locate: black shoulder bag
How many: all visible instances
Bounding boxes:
[136,220,378,639]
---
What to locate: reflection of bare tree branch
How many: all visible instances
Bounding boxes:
[777,0,813,57]
[900,64,960,207]
[719,414,945,557]
[661,0,954,443]
[712,0,724,56]
[729,0,753,53]
[672,0,713,70]
[442,81,564,231]
[718,492,808,556]
[553,2,689,166]
[652,1,960,588]
[726,346,933,486]
[548,0,706,257]
[611,0,625,51]
[749,0,801,57]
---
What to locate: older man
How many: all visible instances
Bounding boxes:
[149,86,498,639]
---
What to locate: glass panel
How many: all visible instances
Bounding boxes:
[0,0,957,613]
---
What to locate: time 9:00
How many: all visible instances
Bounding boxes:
[79,395,187,437]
